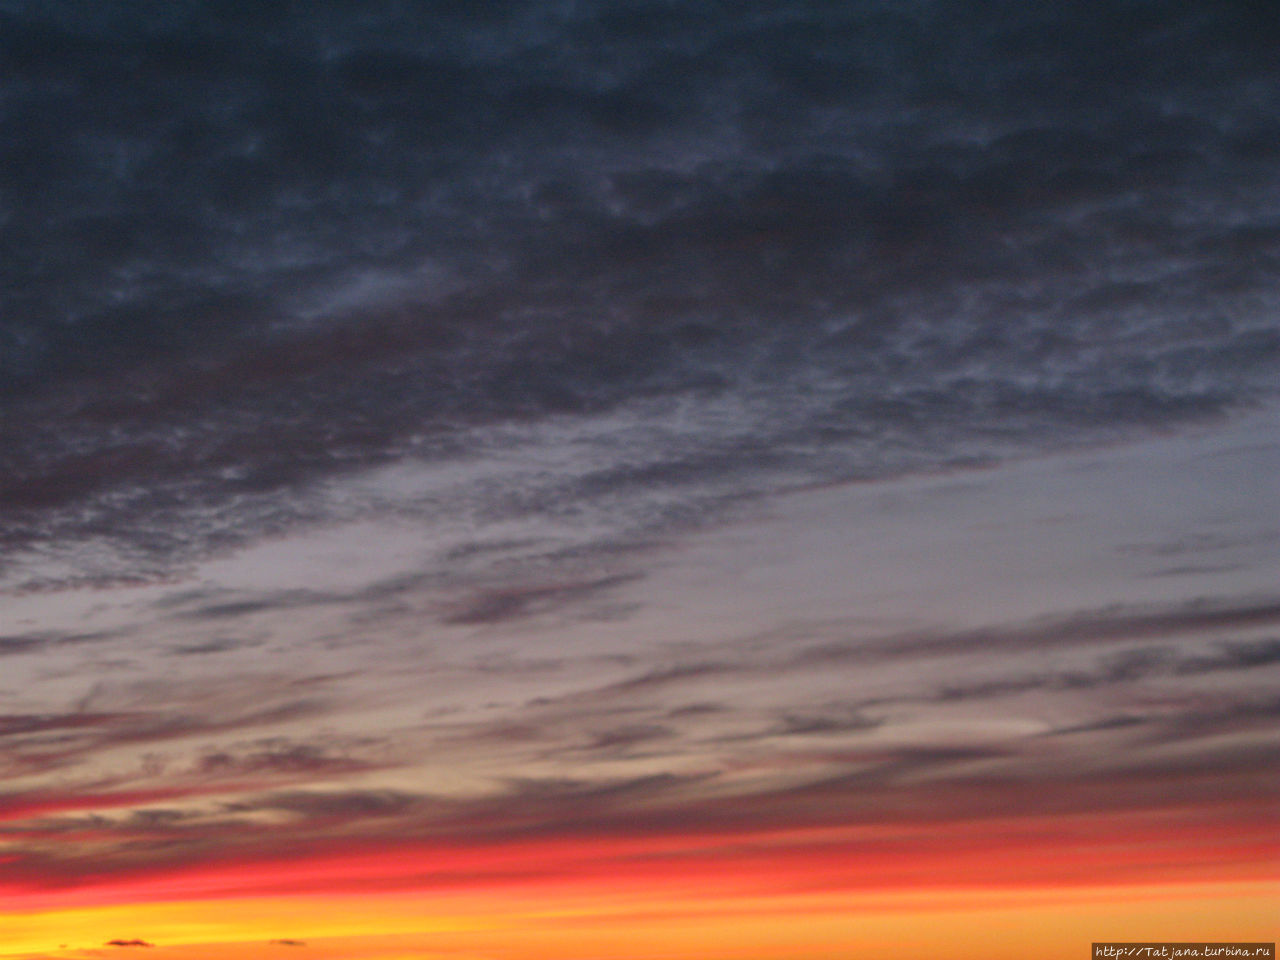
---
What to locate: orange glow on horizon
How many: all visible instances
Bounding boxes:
[2,800,1275,960]
[5,798,1275,908]
[2,881,1275,960]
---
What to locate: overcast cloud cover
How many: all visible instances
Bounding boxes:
[2,0,1277,590]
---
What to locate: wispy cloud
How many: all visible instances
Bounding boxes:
[800,596,1280,663]
[1174,637,1280,674]
[441,573,643,626]
[0,630,121,657]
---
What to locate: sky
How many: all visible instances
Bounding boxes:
[1,1,1278,958]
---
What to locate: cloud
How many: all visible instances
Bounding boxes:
[1040,715,1148,738]
[770,710,882,737]
[440,573,642,626]
[1174,637,1280,674]
[2,723,1273,903]
[0,630,120,656]
[0,712,133,737]
[602,663,735,694]
[579,724,673,755]
[194,742,374,778]
[104,940,153,948]
[0,1,1274,591]
[512,595,1280,727]
[269,940,307,947]
[0,786,221,825]
[171,590,348,622]
[929,647,1170,702]
[803,596,1280,664]
[1156,695,1280,742]
[0,633,45,655]
[0,679,339,782]
[168,636,263,656]
[235,788,422,820]
[1121,532,1275,558]
[1149,563,1246,578]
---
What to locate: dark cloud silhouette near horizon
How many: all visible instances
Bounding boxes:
[3,718,1274,897]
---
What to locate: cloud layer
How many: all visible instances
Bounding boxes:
[0,5,1277,954]
[1,0,1277,589]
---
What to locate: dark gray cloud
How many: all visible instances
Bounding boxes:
[168,636,263,656]
[0,689,338,779]
[534,595,1280,706]
[233,789,422,820]
[0,712,135,737]
[0,629,120,656]
[0,0,1275,589]
[0,633,49,655]
[602,663,733,693]
[580,723,673,755]
[932,647,1170,702]
[804,596,1280,664]
[918,639,1280,719]
[1040,715,1148,738]
[1156,694,1280,742]
[194,741,373,778]
[1174,637,1280,675]
[175,594,329,621]
[1148,563,1247,578]
[150,569,639,635]
[441,573,642,626]
[770,710,883,737]
[1122,532,1279,559]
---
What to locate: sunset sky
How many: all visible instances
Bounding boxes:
[1,1,1278,958]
